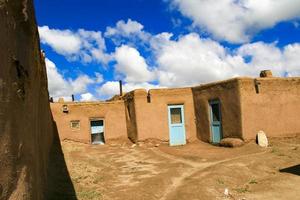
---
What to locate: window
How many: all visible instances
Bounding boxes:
[170,107,182,124]
[211,103,220,122]
[62,104,69,113]
[70,120,80,130]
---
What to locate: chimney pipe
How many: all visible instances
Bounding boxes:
[71,94,75,102]
[119,80,123,96]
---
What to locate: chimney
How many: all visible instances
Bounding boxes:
[58,97,64,103]
[71,94,75,102]
[260,70,273,78]
[119,80,123,96]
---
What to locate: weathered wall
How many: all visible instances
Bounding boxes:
[123,92,138,142]
[132,88,197,142]
[0,0,55,199]
[192,78,243,142]
[240,77,300,140]
[50,101,127,143]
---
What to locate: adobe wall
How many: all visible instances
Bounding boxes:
[131,88,197,142]
[0,0,55,199]
[240,77,300,140]
[123,92,138,142]
[50,101,127,143]
[192,78,243,142]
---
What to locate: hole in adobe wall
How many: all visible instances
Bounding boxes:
[12,57,29,100]
[0,183,3,196]
[147,92,151,103]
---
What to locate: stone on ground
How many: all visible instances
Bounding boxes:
[220,138,244,147]
[257,130,268,147]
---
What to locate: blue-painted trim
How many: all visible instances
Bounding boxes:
[167,104,186,146]
[209,100,222,143]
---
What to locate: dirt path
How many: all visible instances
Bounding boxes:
[56,137,300,200]
[151,147,269,200]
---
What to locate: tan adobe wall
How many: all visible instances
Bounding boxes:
[240,77,300,140]
[192,78,243,142]
[0,1,55,198]
[50,101,127,143]
[123,91,138,142]
[131,88,197,142]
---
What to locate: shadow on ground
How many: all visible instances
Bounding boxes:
[280,164,300,176]
[45,121,77,200]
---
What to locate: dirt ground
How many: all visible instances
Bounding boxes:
[52,136,300,200]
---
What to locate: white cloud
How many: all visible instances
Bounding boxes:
[169,0,300,43]
[104,19,151,45]
[151,33,300,87]
[45,58,102,101]
[95,72,104,83]
[80,93,96,101]
[39,26,111,64]
[70,75,95,94]
[97,81,160,99]
[45,58,73,99]
[42,20,300,102]
[155,33,238,86]
[114,45,154,83]
[104,19,148,39]
[105,19,144,36]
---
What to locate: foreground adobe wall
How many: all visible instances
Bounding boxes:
[192,78,243,142]
[51,101,127,143]
[132,88,197,142]
[240,77,300,140]
[0,1,54,199]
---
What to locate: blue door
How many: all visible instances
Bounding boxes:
[209,100,222,143]
[168,105,186,146]
[90,120,105,144]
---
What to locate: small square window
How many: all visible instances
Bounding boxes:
[70,120,80,130]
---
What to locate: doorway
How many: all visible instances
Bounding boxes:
[168,105,186,146]
[90,119,105,144]
[209,100,222,143]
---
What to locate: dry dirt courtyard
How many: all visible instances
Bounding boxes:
[47,136,300,200]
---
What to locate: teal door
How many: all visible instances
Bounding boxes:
[168,105,186,146]
[209,100,222,143]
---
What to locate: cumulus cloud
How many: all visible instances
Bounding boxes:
[169,0,300,43]
[80,93,96,101]
[152,33,300,87]
[105,19,144,36]
[42,19,300,101]
[45,58,102,100]
[114,45,154,83]
[97,81,160,99]
[104,19,151,45]
[98,31,300,97]
[39,26,111,64]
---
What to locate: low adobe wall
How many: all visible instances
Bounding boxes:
[240,77,300,140]
[126,88,197,142]
[192,78,243,142]
[50,101,127,143]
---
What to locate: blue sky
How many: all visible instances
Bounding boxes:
[34,0,300,101]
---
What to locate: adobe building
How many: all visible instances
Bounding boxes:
[193,73,300,143]
[123,87,197,145]
[50,100,127,144]
[50,87,197,146]
[50,71,300,146]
